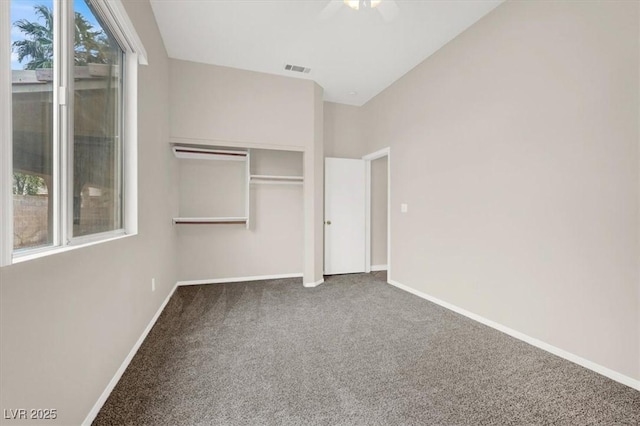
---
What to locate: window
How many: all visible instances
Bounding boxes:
[11,1,55,251]
[72,0,124,238]
[1,0,146,265]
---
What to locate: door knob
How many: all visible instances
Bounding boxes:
[325,220,332,225]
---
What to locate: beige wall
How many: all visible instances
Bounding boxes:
[177,150,304,280]
[364,0,640,380]
[309,83,324,284]
[0,1,178,424]
[3,4,638,425]
[170,59,314,150]
[302,84,325,285]
[178,185,303,280]
[178,159,246,218]
[324,101,366,158]
[170,60,324,285]
[371,156,388,267]
[323,101,388,270]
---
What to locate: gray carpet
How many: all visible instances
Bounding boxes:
[94,273,640,425]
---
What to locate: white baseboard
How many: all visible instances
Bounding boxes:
[387,279,640,392]
[83,272,306,424]
[82,282,179,426]
[177,273,303,286]
[371,264,388,272]
[303,278,324,288]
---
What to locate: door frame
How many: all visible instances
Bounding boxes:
[362,147,390,280]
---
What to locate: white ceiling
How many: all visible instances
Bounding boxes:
[149,0,503,106]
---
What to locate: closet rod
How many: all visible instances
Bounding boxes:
[173,148,247,157]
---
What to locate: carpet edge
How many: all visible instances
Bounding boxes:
[387,279,640,392]
[82,281,180,426]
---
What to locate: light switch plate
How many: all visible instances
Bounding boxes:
[401,203,408,213]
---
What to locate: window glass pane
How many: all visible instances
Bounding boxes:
[72,0,124,237]
[11,0,55,251]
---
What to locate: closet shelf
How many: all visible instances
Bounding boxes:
[173,217,248,225]
[172,146,248,161]
[250,175,303,185]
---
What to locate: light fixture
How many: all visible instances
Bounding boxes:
[344,0,382,11]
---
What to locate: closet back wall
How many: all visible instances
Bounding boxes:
[170,59,317,282]
[177,151,303,281]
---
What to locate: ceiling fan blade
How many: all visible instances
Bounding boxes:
[319,0,343,20]
[377,0,399,21]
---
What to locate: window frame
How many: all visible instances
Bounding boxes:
[0,0,146,266]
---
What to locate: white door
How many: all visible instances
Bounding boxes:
[324,158,366,275]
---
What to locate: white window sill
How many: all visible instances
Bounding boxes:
[11,232,137,265]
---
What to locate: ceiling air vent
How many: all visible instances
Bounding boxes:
[284,64,311,74]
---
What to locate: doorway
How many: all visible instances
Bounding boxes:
[363,148,390,280]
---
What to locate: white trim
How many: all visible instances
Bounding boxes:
[177,273,303,286]
[83,271,316,422]
[172,145,248,161]
[371,264,388,271]
[60,0,73,248]
[250,180,303,186]
[82,282,179,426]
[362,147,391,280]
[303,278,325,288]
[83,271,305,423]
[387,150,391,280]
[362,147,391,161]
[90,0,148,65]
[250,175,304,186]
[11,233,135,264]
[123,52,138,236]
[250,175,304,181]
[364,160,371,273]
[0,0,12,267]
[6,1,140,264]
[387,279,640,392]
[637,2,640,382]
[169,136,305,153]
[66,229,126,246]
[245,150,251,229]
[172,217,248,224]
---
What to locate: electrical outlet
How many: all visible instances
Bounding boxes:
[401,203,408,213]
[151,278,156,292]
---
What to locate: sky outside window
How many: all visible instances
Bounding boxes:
[11,0,99,70]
